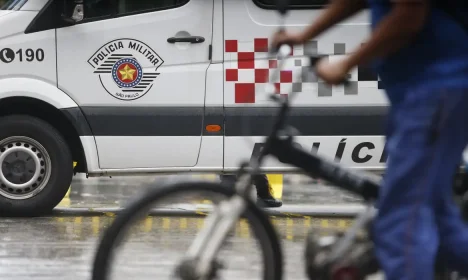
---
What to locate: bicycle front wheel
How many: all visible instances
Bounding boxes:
[91,181,283,280]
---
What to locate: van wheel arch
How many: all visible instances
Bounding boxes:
[0,96,94,216]
[0,96,88,173]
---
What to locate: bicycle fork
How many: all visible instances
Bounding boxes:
[176,175,252,280]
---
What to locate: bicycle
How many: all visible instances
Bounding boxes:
[91,1,468,279]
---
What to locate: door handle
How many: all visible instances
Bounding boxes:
[167,36,205,44]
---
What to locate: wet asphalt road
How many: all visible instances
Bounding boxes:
[2,174,467,279]
[0,215,363,280]
[0,174,381,280]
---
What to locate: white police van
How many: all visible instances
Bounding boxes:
[0,0,390,215]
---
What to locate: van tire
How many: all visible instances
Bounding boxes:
[0,115,73,217]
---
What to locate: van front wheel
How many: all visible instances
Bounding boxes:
[0,115,73,217]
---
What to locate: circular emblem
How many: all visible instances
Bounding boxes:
[89,39,165,101]
[112,58,143,88]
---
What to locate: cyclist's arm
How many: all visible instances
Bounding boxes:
[297,0,369,43]
[343,0,429,70]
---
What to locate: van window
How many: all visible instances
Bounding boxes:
[81,0,189,20]
[117,0,189,14]
[254,0,328,9]
[83,0,113,19]
[0,0,27,10]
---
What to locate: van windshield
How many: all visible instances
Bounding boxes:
[0,0,27,10]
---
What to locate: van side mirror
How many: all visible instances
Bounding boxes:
[61,0,84,26]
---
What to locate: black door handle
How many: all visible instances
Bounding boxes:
[167,36,205,44]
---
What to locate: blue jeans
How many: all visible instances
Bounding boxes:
[373,87,468,280]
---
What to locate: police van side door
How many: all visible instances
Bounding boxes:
[223,0,389,172]
[55,0,213,169]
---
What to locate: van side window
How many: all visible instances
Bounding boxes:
[79,0,190,20]
[1,0,27,10]
[254,0,328,9]
[83,0,113,19]
[117,0,189,14]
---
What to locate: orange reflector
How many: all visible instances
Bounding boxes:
[206,124,221,132]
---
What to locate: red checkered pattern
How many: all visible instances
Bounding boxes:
[225,38,293,104]
[225,38,383,104]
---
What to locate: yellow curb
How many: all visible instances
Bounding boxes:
[266,174,283,199]
[57,197,70,207]
[53,216,355,240]
[64,189,70,199]
[192,174,284,202]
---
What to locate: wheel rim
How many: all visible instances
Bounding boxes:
[0,136,52,200]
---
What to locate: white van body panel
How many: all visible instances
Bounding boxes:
[55,0,214,170]
[222,0,389,172]
[80,136,101,172]
[0,77,79,109]
[95,136,203,169]
[0,9,77,108]
[196,63,224,170]
[210,0,224,64]
[0,6,100,176]
[0,0,403,177]
[0,12,56,85]
[0,11,14,17]
[224,136,387,173]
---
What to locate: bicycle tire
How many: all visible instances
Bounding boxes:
[91,181,284,280]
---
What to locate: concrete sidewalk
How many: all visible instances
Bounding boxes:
[67,173,364,204]
[52,173,369,217]
[53,203,369,218]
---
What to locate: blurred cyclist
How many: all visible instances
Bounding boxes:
[271,0,468,279]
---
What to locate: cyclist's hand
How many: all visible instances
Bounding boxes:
[316,58,351,85]
[270,30,304,52]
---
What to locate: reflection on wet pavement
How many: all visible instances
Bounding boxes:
[0,174,373,279]
[62,174,363,210]
[0,215,355,280]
